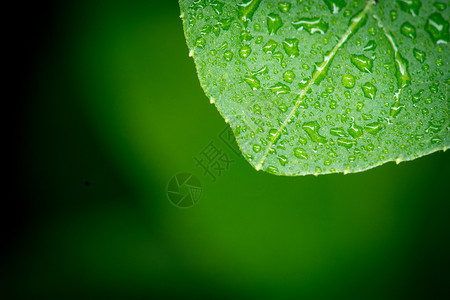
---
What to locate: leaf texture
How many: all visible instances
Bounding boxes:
[179,0,449,175]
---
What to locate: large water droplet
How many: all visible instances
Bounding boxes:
[342,73,356,88]
[190,0,206,10]
[431,135,443,144]
[396,0,422,16]
[362,82,377,100]
[268,82,291,94]
[413,48,426,63]
[253,144,261,152]
[238,0,263,26]
[292,17,329,34]
[263,40,278,54]
[282,38,300,57]
[278,155,288,166]
[268,128,280,143]
[195,37,206,48]
[433,2,447,11]
[322,0,347,14]
[425,13,449,44]
[330,127,348,137]
[294,147,308,159]
[337,138,356,149]
[278,2,292,13]
[425,121,442,133]
[244,75,261,90]
[400,22,416,39]
[239,45,252,59]
[390,10,398,22]
[363,40,377,51]
[283,70,295,83]
[364,122,384,135]
[267,13,283,34]
[217,18,232,30]
[224,50,234,61]
[350,54,374,73]
[265,165,279,174]
[252,65,269,75]
[210,0,225,15]
[348,123,364,139]
[302,121,327,144]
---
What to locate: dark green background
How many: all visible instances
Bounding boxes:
[8,1,449,299]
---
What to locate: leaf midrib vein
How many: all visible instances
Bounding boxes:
[254,0,376,170]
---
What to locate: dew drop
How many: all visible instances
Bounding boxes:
[268,82,291,95]
[425,13,449,44]
[278,103,288,112]
[413,48,426,63]
[238,0,263,26]
[239,45,252,59]
[268,128,280,143]
[253,144,261,152]
[342,74,356,88]
[411,89,424,104]
[396,0,422,16]
[363,40,377,51]
[330,127,348,137]
[291,17,329,34]
[390,10,398,22]
[210,0,225,15]
[263,40,278,54]
[302,121,328,144]
[322,0,347,14]
[337,138,356,149]
[267,13,283,34]
[400,22,416,39]
[195,37,206,48]
[278,2,291,13]
[433,2,447,11]
[430,135,443,144]
[223,50,234,61]
[265,165,279,174]
[282,38,300,57]
[273,52,284,63]
[278,155,288,166]
[283,70,295,83]
[244,75,261,90]
[350,54,374,73]
[294,147,308,159]
[425,121,442,133]
[365,122,383,136]
[348,123,364,139]
[362,82,377,100]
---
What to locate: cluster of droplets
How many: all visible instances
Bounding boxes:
[183,0,449,175]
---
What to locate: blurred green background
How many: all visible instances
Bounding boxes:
[8,1,450,299]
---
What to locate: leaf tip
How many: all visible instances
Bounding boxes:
[255,163,262,171]
[189,49,195,57]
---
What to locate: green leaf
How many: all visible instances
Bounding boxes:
[179,0,449,176]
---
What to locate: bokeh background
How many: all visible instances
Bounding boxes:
[7,1,450,299]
